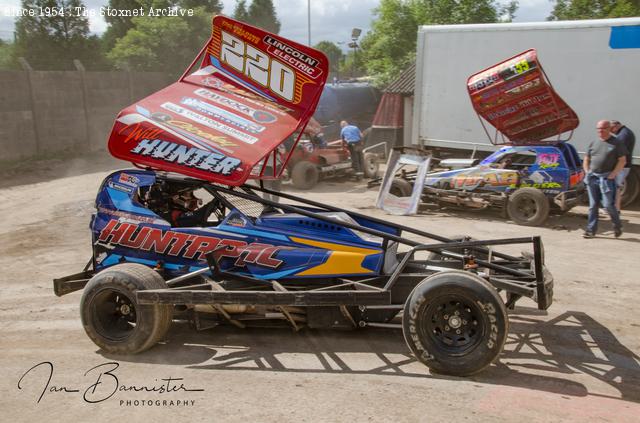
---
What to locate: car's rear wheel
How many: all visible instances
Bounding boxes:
[402,270,508,376]
[621,168,639,207]
[507,187,550,226]
[80,264,172,354]
[363,153,379,179]
[291,161,319,190]
[390,178,413,197]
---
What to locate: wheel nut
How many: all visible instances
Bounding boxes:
[445,325,450,331]
[456,329,461,334]
[462,320,467,325]
[454,310,460,316]
[444,314,449,320]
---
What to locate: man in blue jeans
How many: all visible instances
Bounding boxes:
[340,120,364,178]
[583,120,627,238]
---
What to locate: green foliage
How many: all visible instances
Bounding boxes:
[361,0,518,87]
[247,0,281,33]
[548,0,640,20]
[339,50,367,79]
[14,0,106,70]
[313,41,342,72]
[179,0,223,13]
[102,1,221,51]
[107,6,212,77]
[0,41,16,70]
[233,0,250,22]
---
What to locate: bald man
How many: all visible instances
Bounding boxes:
[583,120,627,238]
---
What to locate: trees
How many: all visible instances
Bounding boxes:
[361,0,517,86]
[106,2,222,76]
[247,0,281,34]
[548,0,639,20]
[107,8,213,76]
[103,1,222,50]
[13,0,105,70]
[233,0,250,23]
[313,41,342,72]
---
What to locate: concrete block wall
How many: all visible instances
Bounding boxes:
[0,70,172,162]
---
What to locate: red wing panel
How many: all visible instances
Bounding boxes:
[108,15,329,185]
[468,49,579,145]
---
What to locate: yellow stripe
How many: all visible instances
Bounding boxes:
[290,237,380,276]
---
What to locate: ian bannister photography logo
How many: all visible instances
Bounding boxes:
[17,361,204,407]
[1,6,195,18]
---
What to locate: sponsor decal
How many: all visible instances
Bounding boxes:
[194,88,276,123]
[119,111,235,152]
[537,153,560,169]
[118,122,164,144]
[98,219,284,268]
[263,35,323,79]
[161,102,258,145]
[180,97,266,134]
[225,216,246,227]
[107,181,134,194]
[97,207,160,224]
[118,172,140,187]
[198,74,291,115]
[130,138,241,176]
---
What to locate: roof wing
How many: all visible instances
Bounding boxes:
[108,15,328,185]
[468,49,579,146]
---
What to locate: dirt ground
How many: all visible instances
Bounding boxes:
[1,151,639,422]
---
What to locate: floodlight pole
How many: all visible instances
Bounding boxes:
[307,0,311,46]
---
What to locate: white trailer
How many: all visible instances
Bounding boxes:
[411,18,640,203]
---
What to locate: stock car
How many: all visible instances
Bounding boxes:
[53,16,554,376]
[379,49,585,226]
[386,142,585,226]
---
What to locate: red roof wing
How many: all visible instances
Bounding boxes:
[468,49,579,145]
[108,15,328,185]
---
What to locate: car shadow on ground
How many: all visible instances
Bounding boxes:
[105,310,640,402]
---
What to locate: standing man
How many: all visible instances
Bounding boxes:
[610,120,635,212]
[583,120,627,238]
[340,120,364,178]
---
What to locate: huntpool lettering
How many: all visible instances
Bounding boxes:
[98,219,284,267]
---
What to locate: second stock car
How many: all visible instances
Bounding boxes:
[377,49,585,226]
[54,16,554,376]
[384,142,584,226]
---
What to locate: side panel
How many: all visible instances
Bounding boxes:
[414,20,640,163]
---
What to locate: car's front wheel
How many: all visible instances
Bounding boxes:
[402,270,508,376]
[507,187,550,226]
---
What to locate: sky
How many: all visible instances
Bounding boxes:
[0,0,555,46]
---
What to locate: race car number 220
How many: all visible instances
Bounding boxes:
[220,31,295,102]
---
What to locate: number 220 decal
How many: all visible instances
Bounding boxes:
[220,31,295,102]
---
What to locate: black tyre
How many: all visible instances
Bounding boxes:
[402,270,508,376]
[507,187,550,226]
[621,168,639,207]
[291,161,319,190]
[80,263,173,354]
[390,178,413,197]
[363,153,379,179]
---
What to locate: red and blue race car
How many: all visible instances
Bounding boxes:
[54,16,553,376]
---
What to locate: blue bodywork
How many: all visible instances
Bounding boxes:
[92,170,399,280]
[424,143,584,195]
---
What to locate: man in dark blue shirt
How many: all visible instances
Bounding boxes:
[340,120,364,177]
[583,120,627,238]
[610,120,635,211]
